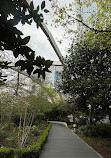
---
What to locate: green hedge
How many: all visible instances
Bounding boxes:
[16,122,52,158]
[0,123,52,158]
[0,148,14,158]
[80,123,111,138]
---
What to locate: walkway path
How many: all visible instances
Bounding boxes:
[40,123,103,158]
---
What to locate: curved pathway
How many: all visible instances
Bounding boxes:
[40,123,103,158]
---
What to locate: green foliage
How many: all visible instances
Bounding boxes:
[0,123,18,148]
[30,126,39,136]
[0,123,52,158]
[0,86,57,147]
[41,1,45,10]
[45,102,70,121]
[44,9,49,13]
[30,1,34,11]
[0,127,7,142]
[52,0,111,33]
[33,56,52,79]
[16,123,52,158]
[60,31,111,118]
[5,132,18,148]
[80,123,111,138]
[0,148,14,158]
[78,118,87,126]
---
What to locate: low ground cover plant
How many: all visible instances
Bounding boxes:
[0,123,52,158]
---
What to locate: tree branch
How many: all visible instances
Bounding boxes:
[73,17,111,33]
[68,14,111,33]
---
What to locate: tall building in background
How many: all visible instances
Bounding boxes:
[49,61,62,87]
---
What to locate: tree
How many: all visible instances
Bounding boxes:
[0,92,17,125]
[0,0,52,82]
[51,0,111,34]
[0,85,56,147]
[60,34,111,122]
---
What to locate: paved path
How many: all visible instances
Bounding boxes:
[40,123,103,158]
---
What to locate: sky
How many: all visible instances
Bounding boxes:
[2,0,96,65]
[17,0,77,62]
[1,0,77,84]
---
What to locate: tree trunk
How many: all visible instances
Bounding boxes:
[15,71,20,96]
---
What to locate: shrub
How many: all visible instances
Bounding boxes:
[16,122,52,158]
[30,126,39,136]
[78,118,87,126]
[0,148,14,158]
[0,124,8,142]
[0,123,52,158]
[78,125,87,134]
[5,134,17,148]
[0,130,7,142]
[79,123,111,138]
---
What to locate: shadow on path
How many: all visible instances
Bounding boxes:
[40,123,103,158]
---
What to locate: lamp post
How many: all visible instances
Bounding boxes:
[88,104,92,124]
[109,105,111,123]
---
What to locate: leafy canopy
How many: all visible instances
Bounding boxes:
[51,0,111,39]
[60,31,111,117]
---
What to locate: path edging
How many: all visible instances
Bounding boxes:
[48,121,67,127]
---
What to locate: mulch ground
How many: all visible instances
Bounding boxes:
[78,134,111,158]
